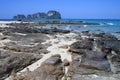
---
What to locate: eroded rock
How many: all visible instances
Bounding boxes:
[10,54,64,80]
[0,50,42,80]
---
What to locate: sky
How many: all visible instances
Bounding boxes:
[0,0,120,19]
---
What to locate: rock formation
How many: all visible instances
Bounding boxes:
[13,14,26,21]
[13,10,61,20]
[27,12,47,19]
[47,10,61,19]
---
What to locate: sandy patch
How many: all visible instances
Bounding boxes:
[0,39,11,47]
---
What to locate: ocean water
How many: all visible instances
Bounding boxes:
[1,19,120,33]
[34,19,120,33]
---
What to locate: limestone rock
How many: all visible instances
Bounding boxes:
[13,14,26,20]
[47,10,61,19]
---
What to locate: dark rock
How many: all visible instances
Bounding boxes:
[80,58,110,71]
[92,32,117,40]
[13,14,26,20]
[13,10,61,19]
[10,54,64,80]
[68,49,110,75]
[3,42,46,53]
[70,40,93,51]
[27,12,47,19]
[71,49,106,60]
[44,54,62,65]
[63,59,70,66]
[110,55,120,73]
[69,48,86,54]
[47,10,61,19]
[83,50,106,61]
[69,57,110,76]
[1,26,70,34]
[0,50,42,80]
[97,39,120,54]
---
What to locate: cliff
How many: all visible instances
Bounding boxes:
[13,10,61,20]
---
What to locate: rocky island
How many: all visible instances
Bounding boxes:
[13,10,61,21]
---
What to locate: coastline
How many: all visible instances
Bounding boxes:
[0,21,120,80]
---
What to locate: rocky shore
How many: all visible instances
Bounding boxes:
[0,23,120,80]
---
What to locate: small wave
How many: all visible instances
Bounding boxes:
[107,23,114,25]
[83,25,87,27]
[65,25,72,30]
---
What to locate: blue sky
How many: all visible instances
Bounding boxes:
[0,0,120,19]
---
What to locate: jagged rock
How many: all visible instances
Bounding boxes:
[44,54,61,65]
[70,40,93,52]
[80,58,110,71]
[83,50,106,60]
[47,10,61,19]
[93,34,120,54]
[92,32,117,40]
[10,54,64,80]
[13,14,26,20]
[110,55,120,73]
[0,50,42,80]
[13,10,61,20]
[68,49,110,75]
[27,13,47,19]
[63,59,70,66]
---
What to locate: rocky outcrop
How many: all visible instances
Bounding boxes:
[13,14,26,21]
[0,27,50,79]
[1,24,120,80]
[27,12,47,19]
[0,50,42,80]
[10,55,64,80]
[47,10,61,19]
[0,24,71,79]
[13,10,61,20]
[68,31,120,80]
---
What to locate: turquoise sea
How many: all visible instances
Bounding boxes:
[0,19,120,33]
[33,19,120,33]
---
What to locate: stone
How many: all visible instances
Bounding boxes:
[0,50,42,80]
[80,58,110,71]
[83,50,106,61]
[10,55,64,80]
[72,74,120,80]
[70,40,93,51]
[44,54,62,65]
[97,38,120,54]
[3,42,46,53]
[63,59,70,66]
[110,55,120,73]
